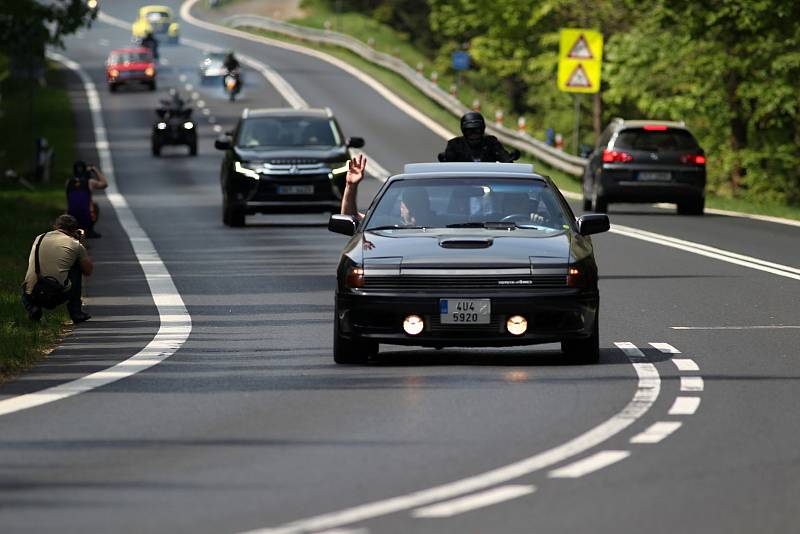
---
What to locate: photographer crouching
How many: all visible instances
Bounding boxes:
[21,214,93,323]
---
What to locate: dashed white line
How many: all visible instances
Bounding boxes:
[185,83,194,91]
[98,38,109,46]
[650,342,680,353]
[191,91,200,100]
[672,359,700,372]
[179,74,187,82]
[202,108,211,115]
[668,396,701,415]
[213,125,222,133]
[630,421,683,444]
[208,117,216,124]
[548,450,631,479]
[160,58,170,66]
[196,99,206,108]
[411,485,535,518]
[680,376,704,392]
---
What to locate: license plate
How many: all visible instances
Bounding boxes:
[638,171,671,182]
[277,185,314,195]
[440,299,491,324]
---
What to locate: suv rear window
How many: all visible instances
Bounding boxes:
[614,128,699,151]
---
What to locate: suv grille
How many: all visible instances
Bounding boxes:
[268,158,319,165]
[362,275,567,292]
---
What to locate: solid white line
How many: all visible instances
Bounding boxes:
[0,52,192,418]
[672,359,700,372]
[411,485,535,518]
[680,376,704,392]
[630,421,683,444]
[238,342,658,533]
[649,342,680,354]
[668,396,701,415]
[610,224,800,280]
[548,450,631,478]
[671,325,800,330]
[653,203,800,228]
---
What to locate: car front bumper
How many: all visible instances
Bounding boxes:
[232,172,343,214]
[336,291,598,347]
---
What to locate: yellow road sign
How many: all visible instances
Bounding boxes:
[558,28,603,94]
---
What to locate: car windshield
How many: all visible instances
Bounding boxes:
[236,117,341,148]
[110,52,151,63]
[146,11,170,22]
[614,128,699,151]
[365,178,569,231]
[205,52,227,63]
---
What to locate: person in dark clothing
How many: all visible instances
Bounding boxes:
[442,112,515,163]
[223,52,240,73]
[141,32,159,60]
[66,160,108,238]
[21,214,93,323]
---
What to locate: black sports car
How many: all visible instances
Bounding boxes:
[328,162,610,364]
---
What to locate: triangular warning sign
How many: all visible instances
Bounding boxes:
[566,64,592,88]
[567,35,593,59]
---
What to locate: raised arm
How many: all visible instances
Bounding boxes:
[341,153,367,221]
[88,165,109,190]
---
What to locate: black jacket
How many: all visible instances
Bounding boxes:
[443,135,513,163]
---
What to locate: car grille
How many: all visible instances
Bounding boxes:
[268,158,321,165]
[426,315,505,335]
[362,275,567,292]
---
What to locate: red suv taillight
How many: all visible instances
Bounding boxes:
[681,154,706,165]
[602,149,633,163]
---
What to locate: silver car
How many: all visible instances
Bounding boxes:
[198,51,228,84]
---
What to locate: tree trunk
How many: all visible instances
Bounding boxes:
[593,91,602,142]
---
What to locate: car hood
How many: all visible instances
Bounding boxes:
[360,228,571,270]
[235,146,349,163]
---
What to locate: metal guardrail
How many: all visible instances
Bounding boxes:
[223,14,588,176]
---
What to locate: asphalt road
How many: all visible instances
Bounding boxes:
[1,2,798,533]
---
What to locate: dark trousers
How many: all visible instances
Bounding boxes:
[21,263,83,317]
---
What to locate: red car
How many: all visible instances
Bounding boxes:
[106,48,157,92]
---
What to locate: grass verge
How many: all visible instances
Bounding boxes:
[0,57,76,380]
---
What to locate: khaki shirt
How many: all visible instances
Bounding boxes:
[23,231,88,293]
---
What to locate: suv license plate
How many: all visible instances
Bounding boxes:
[277,185,314,195]
[440,299,491,325]
[638,171,671,182]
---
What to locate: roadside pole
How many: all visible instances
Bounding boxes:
[574,95,581,156]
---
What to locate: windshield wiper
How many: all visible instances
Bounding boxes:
[367,225,425,231]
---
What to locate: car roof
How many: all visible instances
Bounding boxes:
[241,107,334,119]
[141,5,172,13]
[110,48,151,54]
[613,119,688,130]
[391,162,547,183]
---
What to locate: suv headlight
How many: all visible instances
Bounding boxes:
[234,161,261,180]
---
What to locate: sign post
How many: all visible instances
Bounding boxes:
[451,51,470,91]
[557,28,603,155]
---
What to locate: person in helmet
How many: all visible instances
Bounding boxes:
[223,51,240,73]
[442,112,515,163]
[141,32,159,60]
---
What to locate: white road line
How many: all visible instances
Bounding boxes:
[610,224,800,281]
[185,83,194,91]
[672,325,800,330]
[213,125,222,133]
[630,421,683,444]
[680,376,704,392]
[411,485,535,519]
[653,203,800,228]
[179,74,187,82]
[202,108,211,115]
[208,117,216,124]
[650,342,680,354]
[316,530,369,534]
[237,342,658,533]
[0,52,192,418]
[98,38,109,46]
[668,396,701,415]
[196,99,206,108]
[191,91,200,100]
[672,359,700,372]
[548,450,631,479]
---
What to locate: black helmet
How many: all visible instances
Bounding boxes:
[460,112,485,135]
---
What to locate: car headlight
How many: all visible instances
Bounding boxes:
[345,265,365,288]
[145,66,155,77]
[109,69,119,78]
[157,122,167,130]
[234,161,261,180]
[183,122,194,129]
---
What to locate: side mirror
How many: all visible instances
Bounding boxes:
[576,214,610,236]
[329,214,358,236]
[508,149,521,162]
[346,136,365,149]
[214,136,232,150]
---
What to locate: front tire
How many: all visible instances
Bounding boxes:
[591,184,608,213]
[151,141,161,157]
[562,312,599,364]
[677,197,704,215]
[189,141,197,156]
[224,201,245,227]
[333,310,378,364]
[109,83,118,93]
[148,81,157,91]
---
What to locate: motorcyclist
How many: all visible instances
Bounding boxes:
[223,52,240,73]
[141,32,159,60]
[442,112,515,163]
[160,88,186,113]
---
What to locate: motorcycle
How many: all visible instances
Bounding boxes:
[152,105,197,156]
[223,69,242,101]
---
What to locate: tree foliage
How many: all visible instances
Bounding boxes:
[0,0,95,62]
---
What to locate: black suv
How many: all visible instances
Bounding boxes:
[582,119,706,214]
[214,108,364,227]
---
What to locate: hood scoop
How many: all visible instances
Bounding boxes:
[439,238,494,249]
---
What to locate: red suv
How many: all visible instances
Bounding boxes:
[106,48,157,92]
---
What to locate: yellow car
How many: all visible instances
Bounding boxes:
[132,5,179,44]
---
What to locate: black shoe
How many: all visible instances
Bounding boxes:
[28,306,42,322]
[86,230,102,238]
[70,312,92,324]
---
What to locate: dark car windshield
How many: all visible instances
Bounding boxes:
[614,128,699,151]
[236,117,341,148]
[365,178,569,231]
[110,52,151,64]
